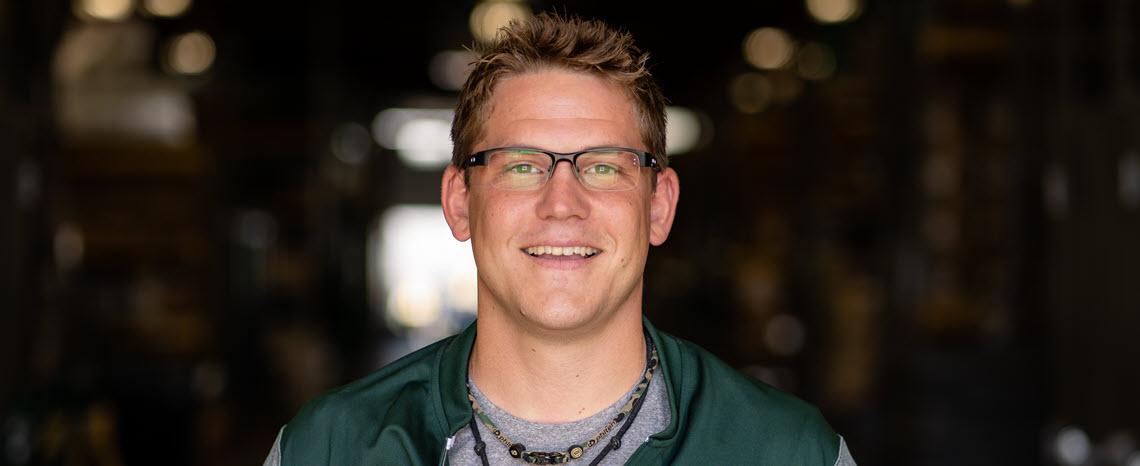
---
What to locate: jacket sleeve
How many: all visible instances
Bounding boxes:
[791,406,843,465]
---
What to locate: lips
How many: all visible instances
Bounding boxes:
[523,245,601,258]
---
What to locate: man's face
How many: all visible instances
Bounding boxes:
[441,70,679,333]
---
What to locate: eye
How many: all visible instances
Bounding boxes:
[507,163,540,174]
[584,163,619,176]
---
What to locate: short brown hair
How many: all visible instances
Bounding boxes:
[450,13,668,174]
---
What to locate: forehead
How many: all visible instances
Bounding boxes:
[479,70,642,151]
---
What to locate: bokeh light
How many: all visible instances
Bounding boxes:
[1044,163,1069,219]
[805,0,863,24]
[16,160,42,210]
[234,210,276,251]
[394,119,453,169]
[388,281,443,329]
[923,154,960,199]
[1119,151,1140,209]
[166,31,216,75]
[665,106,704,155]
[330,122,372,166]
[74,0,133,21]
[470,0,532,44]
[54,223,85,271]
[446,274,478,316]
[371,108,455,169]
[729,73,773,114]
[370,206,478,331]
[764,314,806,356]
[744,27,796,70]
[430,50,477,91]
[1103,431,1137,466]
[1054,426,1091,465]
[143,0,192,18]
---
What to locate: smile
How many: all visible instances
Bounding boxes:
[523,246,600,258]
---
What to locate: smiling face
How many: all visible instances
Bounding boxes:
[442,69,679,334]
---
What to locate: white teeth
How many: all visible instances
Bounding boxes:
[525,246,599,257]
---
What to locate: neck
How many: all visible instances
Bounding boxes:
[468,304,646,423]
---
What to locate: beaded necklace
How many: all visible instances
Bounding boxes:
[466,333,659,466]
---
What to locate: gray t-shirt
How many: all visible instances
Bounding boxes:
[447,372,670,466]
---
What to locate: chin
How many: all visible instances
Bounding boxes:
[517,299,604,332]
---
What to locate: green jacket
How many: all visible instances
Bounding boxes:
[279,318,841,465]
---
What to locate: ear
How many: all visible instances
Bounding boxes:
[441,165,472,241]
[648,167,680,246]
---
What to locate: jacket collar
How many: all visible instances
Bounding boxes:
[431,316,689,458]
[434,320,477,438]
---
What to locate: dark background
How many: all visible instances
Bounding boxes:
[3,0,1139,465]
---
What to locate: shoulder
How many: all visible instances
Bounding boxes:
[288,336,447,429]
[279,336,453,463]
[654,330,840,465]
[684,335,829,426]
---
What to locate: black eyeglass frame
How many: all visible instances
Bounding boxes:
[464,147,662,173]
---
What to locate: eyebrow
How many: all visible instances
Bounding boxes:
[491,142,633,151]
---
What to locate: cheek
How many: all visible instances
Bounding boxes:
[471,197,526,251]
[601,197,650,265]
[470,192,506,231]
[619,196,652,234]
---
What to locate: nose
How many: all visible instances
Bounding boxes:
[535,159,590,220]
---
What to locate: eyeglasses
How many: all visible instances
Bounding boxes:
[465,147,661,192]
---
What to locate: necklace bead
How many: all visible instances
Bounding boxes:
[569,445,585,459]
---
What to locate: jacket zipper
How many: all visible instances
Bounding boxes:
[437,435,455,466]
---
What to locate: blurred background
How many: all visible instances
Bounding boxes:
[2,0,1139,464]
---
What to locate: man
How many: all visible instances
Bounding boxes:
[265,13,856,465]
